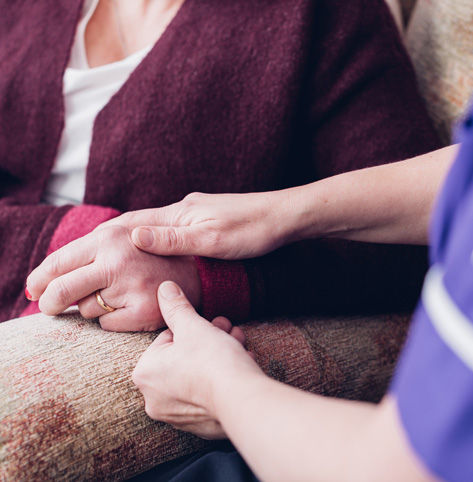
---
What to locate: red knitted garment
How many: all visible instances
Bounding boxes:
[0,0,440,322]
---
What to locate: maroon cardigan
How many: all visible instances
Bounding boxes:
[0,0,440,322]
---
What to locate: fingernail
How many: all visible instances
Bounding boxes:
[25,287,32,301]
[160,281,181,300]
[135,228,154,248]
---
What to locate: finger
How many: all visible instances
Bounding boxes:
[211,317,245,345]
[38,264,105,315]
[154,329,173,346]
[230,326,246,346]
[98,305,163,333]
[77,292,115,319]
[211,316,232,333]
[132,225,201,256]
[158,281,205,336]
[172,421,226,440]
[117,207,175,229]
[27,234,97,300]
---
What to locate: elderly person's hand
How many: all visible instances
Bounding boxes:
[132,281,262,439]
[98,191,292,260]
[26,225,201,332]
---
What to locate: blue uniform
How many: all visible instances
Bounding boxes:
[392,106,473,482]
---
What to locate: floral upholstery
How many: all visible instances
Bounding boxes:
[0,311,409,480]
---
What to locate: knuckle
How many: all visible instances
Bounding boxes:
[43,252,62,276]
[132,366,144,387]
[98,318,115,332]
[183,191,203,204]
[97,224,124,243]
[144,401,161,420]
[51,278,72,306]
[119,212,133,226]
[110,254,128,276]
[182,192,208,212]
[78,304,96,320]
[164,226,181,251]
[102,212,131,230]
[144,406,155,420]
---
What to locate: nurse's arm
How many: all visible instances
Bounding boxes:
[129,145,458,259]
[214,377,435,482]
[134,283,436,481]
[290,144,458,246]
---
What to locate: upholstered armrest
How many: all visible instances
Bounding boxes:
[0,311,410,480]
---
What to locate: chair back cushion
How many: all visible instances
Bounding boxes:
[406,0,473,142]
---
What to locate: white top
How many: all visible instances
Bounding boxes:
[43,0,151,206]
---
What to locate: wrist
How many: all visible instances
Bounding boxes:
[179,255,202,310]
[193,257,250,320]
[264,188,312,248]
[210,365,268,421]
[284,178,356,243]
[278,184,325,244]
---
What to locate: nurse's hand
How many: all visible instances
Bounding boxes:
[103,191,292,260]
[132,281,262,439]
[26,225,201,332]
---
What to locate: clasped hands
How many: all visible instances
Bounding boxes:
[25,192,278,437]
[132,281,262,439]
[26,192,286,331]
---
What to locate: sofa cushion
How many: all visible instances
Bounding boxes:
[0,311,409,480]
[406,0,473,143]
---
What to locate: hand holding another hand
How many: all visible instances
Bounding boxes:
[132,281,263,439]
[25,188,295,331]
[105,191,293,260]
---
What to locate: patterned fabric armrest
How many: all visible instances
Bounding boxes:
[0,311,410,480]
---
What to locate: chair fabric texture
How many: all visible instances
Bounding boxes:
[3,1,473,480]
[406,0,473,143]
[0,311,409,480]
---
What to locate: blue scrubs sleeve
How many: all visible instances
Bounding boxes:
[391,107,473,482]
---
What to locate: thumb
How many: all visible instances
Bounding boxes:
[158,281,204,336]
[132,226,194,256]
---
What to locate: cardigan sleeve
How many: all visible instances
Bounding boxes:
[0,201,119,321]
[194,0,441,321]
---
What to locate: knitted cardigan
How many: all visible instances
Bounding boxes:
[0,0,440,322]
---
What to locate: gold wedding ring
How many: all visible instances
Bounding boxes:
[95,291,116,313]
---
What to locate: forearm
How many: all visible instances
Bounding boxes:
[214,375,430,482]
[283,145,457,246]
[214,373,370,481]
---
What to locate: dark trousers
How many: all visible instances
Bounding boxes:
[129,442,259,482]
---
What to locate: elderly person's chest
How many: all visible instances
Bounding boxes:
[0,0,316,209]
[84,0,186,67]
